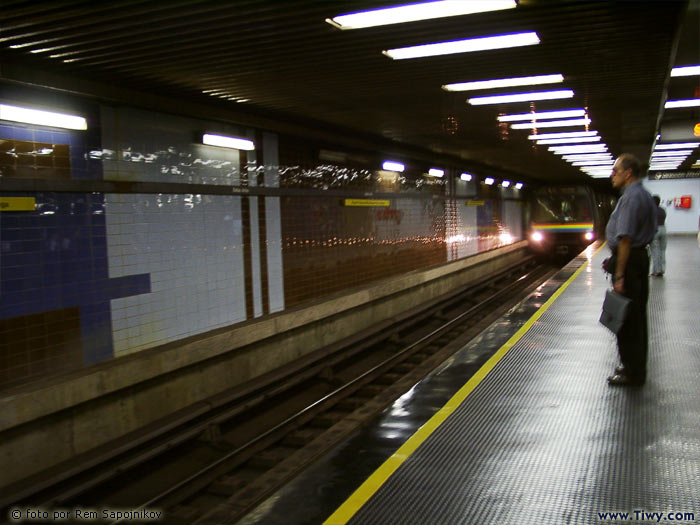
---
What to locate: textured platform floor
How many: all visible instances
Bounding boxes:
[238,238,700,525]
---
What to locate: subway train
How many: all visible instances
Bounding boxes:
[527,185,616,256]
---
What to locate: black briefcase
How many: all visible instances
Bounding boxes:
[599,289,631,334]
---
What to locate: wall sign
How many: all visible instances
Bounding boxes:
[0,197,36,211]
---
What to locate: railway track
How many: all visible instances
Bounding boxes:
[3,255,562,525]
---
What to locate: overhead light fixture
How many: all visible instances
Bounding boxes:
[444,74,563,92]
[571,160,615,166]
[0,103,87,130]
[202,133,255,150]
[514,183,523,189]
[670,65,700,77]
[501,180,511,187]
[563,154,613,162]
[651,150,693,157]
[654,143,700,150]
[385,31,540,60]
[550,144,607,154]
[649,164,682,170]
[468,89,572,106]
[383,161,405,172]
[536,136,601,145]
[428,168,444,177]
[327,0,517,30]
[498,109,585,122]
[511,117,590,129]
[484,177,495,185]
[527,131,598,140]
[665,99,700,109]
[460,172,473,181]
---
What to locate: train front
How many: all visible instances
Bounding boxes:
[528,187,596,256]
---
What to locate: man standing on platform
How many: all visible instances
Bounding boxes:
[605,154,656,386]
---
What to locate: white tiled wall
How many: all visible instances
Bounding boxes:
[106,193,246,356]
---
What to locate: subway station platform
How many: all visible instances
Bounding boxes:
[233,237,700,525]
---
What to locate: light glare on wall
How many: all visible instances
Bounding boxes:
[327,0,517,30]
[0,103,87,130]
[383,161,405,172]
[444,74,563,92]
[202,133,255,150]
[385,32,540,60]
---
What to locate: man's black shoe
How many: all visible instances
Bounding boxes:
[607,373,644,387]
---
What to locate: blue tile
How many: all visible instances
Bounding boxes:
[35,130,53,144]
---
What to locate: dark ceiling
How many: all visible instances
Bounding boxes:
[1,0,698,185]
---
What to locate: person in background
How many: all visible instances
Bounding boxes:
[605,154,657,387]
[650,195,667,277]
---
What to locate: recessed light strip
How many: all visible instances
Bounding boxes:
[651,150,693,157]
[498,108,584,122]
[445,74,563,92]
[670,65,700,77]
[386,32,540,60]
[665,99,700,109]
[528,131,598,140]
[654,143,700,150]
[511,117,589,129]
[0,103,87,130]
[550,144,607,154]
[327,0,517,30]
[469,89,572,105]
[536,136,600,145]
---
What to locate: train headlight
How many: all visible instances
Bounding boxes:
[584,231,594,241]
[531,231,544,242]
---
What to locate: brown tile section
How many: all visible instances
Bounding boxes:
[0,307,83,390]
[0,139,72,179]
[258,197,270,315]
[241,197,254,319]
[281,197,447,308]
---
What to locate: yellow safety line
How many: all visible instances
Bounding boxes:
[324,244,607,525]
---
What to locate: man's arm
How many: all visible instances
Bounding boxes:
[614,236,631,293]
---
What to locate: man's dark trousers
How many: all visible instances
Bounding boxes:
[617,247,650,383]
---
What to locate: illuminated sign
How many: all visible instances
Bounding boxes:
[343,199,390,207]
[0,197,36,211]
[466,200,485,206]
[532,222,593,232]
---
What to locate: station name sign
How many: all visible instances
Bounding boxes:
[649,170,700,180]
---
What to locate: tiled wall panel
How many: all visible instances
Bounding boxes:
[106,194,246,356]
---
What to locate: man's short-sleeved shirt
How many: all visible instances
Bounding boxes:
[606,180,657,249]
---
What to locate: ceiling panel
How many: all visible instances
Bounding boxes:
[1,0,696,184]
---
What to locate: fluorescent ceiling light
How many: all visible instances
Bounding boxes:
[445,74,563,92]
[0,103,87,130]
[571,160,615,166]
[514,183,523,189]
[587,174,612,178]
[484,177,495,185]
[670,65,700,77]
[383,161,405,172]
[665,99,700,109]
[202,133,255,150]
[469,89,572,106]
[654,143,700,150]
[327,0,516,30]
[649,165,681,170]
[550,144,607,154]
[498,108,584,122]
[510,117,590,129]
[385,31,540,60]
[536,136,601,145]
[528,131,598,140]
[460,172,473,181]
[651,150,692,157]
[429,168,444,177]
[501,180,511,187]
[650,157,687,163]
[563,154,613,162]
